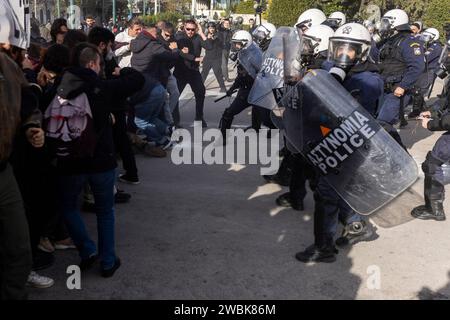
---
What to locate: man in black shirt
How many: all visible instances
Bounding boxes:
[218,19,233,82]
[174,19,212,127]
[201,22,227,93]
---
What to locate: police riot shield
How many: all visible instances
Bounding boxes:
[274,69,419,215]
[248,27,301,110]
[237,42,263,80]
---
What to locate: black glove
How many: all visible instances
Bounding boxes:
[226,88,234,96]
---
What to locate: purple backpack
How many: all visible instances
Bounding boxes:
[44,93,97,159]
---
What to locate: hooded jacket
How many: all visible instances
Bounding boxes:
[130,30,179,85]
[51,66,144,174]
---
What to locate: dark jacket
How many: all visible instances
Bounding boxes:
[174,32,212,75]
[218,25,233,51]
[203,32,224,61]
[131,30,179,84]
[52,66,144,174]
[157,35,180,86]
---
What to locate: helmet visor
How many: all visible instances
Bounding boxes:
[231,40,247,52]
[329,40,366,68]
[325,18,341,29]
[252,29,269,45]
[301,36,320,55]
[379,18,392,34]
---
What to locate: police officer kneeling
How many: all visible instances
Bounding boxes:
[411,105,450,221]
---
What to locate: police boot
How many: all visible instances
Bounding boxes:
[399,113,409,128]
[335,221,378,249]
[411,176,446,221]
[275,192,304,211]
[295,240,338,264]
[218,111,234,145]
[408,92,425,119]
[263,154,292,186]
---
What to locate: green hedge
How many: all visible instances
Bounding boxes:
[423,0,450,41]
[268,0,450,37]
[235,0,256,14]
[267,0,315,27]
[140,12,184,25]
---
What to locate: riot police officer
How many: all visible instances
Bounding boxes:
[275,24,335,211]
[295,23,382,263]
[219,31,263,142]
[376,9,426,130]
[411,109,450,221]
[250,23,278,132]
[263,8,327,186]
[411,41,450,221]
[408,28,443,118]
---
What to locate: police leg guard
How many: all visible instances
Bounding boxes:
[218,109,234,144]
[399,96,408,128]
[411,152,446,221]
[262,152,292,187]
[408,89,425,119]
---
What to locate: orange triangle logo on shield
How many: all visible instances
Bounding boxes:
[320,126,331,137]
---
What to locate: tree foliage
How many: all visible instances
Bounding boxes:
[140,11,184,25]
[268,0,450,33]
[423,0,450,41]
[267,0,315,27]
[235,0,256,14]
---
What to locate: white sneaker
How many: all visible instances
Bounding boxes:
[161,140,177,151]
[53,238,77,250]
[27,271,55,288]
[38,237,55,253]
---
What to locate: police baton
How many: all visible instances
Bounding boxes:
[214,90,237,103]
[428,75,437,99]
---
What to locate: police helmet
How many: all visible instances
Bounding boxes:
[302,24,334,56]
[326,11,346,29]
[422,28,440,42]
[295,8,326,31]
[380,9,409,33]
[252,23,276,45]
[328,23,372,69]
[231,30,253,51]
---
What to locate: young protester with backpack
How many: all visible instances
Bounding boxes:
[44,44,144,277]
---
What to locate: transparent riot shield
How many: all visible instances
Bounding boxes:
[248,27,301,110]
[237,42,263,80]
[274,69,419,215]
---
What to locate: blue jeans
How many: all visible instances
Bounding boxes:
[57,170,116,269]
[134,84,169,144]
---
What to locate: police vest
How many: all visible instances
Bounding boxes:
[379,33,408,78]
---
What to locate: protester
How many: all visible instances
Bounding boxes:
[174,19,212,127]
[49,44,144,277]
